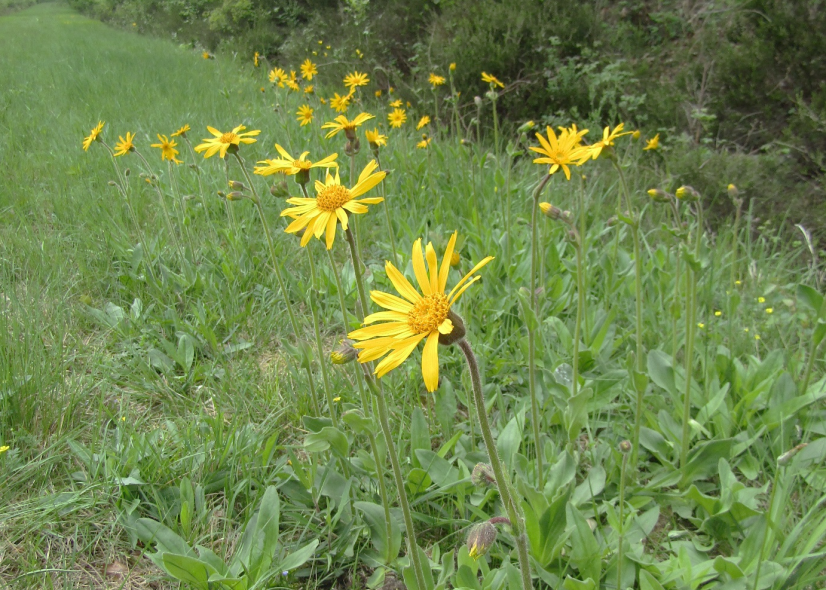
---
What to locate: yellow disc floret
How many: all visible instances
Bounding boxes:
[316,184,352,212]
[408,294,450,334]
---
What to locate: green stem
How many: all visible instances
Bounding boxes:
[457,339,532,590]
[573,236,584,402]
[491,94,500,161]
[363,371,428,590]
[345,226,370,321]
[135,150,184,261]
[168,160,196,256]
[617,449,629,590]
[182,135,218,244]
[529,173,552,486]
[375,153,399,268]
[680,202,702,477]
[505,159,512,270]
[306,246,337,426]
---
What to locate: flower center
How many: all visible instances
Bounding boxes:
[316,184,351,211]
[294,160,312,171]
[220,132,238,144]
[408,293,450,334]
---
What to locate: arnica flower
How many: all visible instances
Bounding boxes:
[330,92,352,113]
[588,123,631,159]
[254,144,338,178]
[388,108,407,128]
[365,128,387,149]
[449,62,456,72]
[254,51,259,67]
[300,58,317,80]
[416,136,432,149]
[643,133,660,151]
[322,113,375,140]
[389,99,403,108]
[150,134,182,163]
[429,73,446,87]
[304,85,314,95]
[269,67,287,87]
[280,160,386,249]
[343,70,370,91]
[194,125,260,159]
[331,339,358,364]
[481,72,504,88]
[348,232,493,392]
[296,105,314,126]
[82,121,105,151]
[416,115,431,131]
[113,132,136,157]
[202,51,212,60]
[375,90,383,98]
[530,125,590,180]
[632,130,641,140]
[0,445,9,455]
[286,79,300,92]
[467,522,497,560]
[171,124,190,138]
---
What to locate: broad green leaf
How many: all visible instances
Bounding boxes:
[567,505,601,583]
[304,426,349,458]
[135,518,194,557]
[279,538,319,572]
[355,501,401,562]
[161,553,214,589]
[797,284,824,316]
[648,350,676,395]
[497,415,522,466]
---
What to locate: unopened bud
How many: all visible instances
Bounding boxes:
[471,463,496,487]
[228,180,248,191]
[124,168,131,177]
[485,90,497,102]
[460,138,473,147]
[778,443,808,466]
[466,522,497,560]
[561,210,573,222]
[216,191,226,199]
[675,185,700,202]
[108,180,117,186]
[226,191,245,201]
[517,120,535,134]
[619,440,632,453]
[632,130,641,140]
[567,230,578,242]
[607,215,619,227]
[450,252,460,267]
[270,180,289,198]
[647,188,672,203]
[539,202,562,220]
[474,96,483,108]
[330,339,358,365]
[727,183,738,198]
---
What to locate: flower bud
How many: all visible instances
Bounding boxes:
[270,179,289,198]
[294,168,310,186]
[675,185,700,202]
[778,443,808,466]
[471,463,496,487]
[647,188,672,203]
[330,339,358,365]
[606,215,618,227]
[460,138,473,147]
[450,252,460,267]
[466,522,497,560]
[517,120,535,134]
[619,440,632,453]
[474,96,483,108]
[485,90,497,102]
[727,184,738,198]
[108,180,117,186]
[228,180,248,191]
[449,62,456,72]
[124,168,131,177]
[226,191,245,201]
[539,202,562,220]
[632,130,641,140]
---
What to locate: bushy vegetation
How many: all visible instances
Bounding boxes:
[2,3,826,590]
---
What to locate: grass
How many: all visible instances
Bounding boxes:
[1,3,825,589]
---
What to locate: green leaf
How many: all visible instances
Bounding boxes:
[415,449,457,486]
[562,576,596,590]
[135,518,195,557]
[249,486,280,580]
[406,468,432,495]
[410,408,429,468]
[304,426,349,458]
[279,538,319,572]
[567,504,601,583]
[342,410,377,436]
[355,501,401,562]
[639,569,665,590]
[161,553,214,589]
[682,439,735,484]
[518,288,539,331]
[497,415,522,466]
[797,284,824,317]
[648,350,676,395]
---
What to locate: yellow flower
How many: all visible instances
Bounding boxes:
[389,99,403,108]
[588,123,631,159]
[333,396,341,402]
[113,132,135,157]
[481,72,504,88]
[150,134,182,163]
[450,251,460,266]
[529,125,591,180]
[194,125,260,159]
[416,136,432,149]
[758,296,765,303]
[365,128,387,148]
[202,51,211,60]
[389,87,394,94]
[643,133,660,151]
[296,105,314,126]
[755,334,761,341]
[388,108,407,128]
[301,58,318,80]
[286,80,300,92]
[280,161,386,249]
[322,113,375,139]
[254,51,259,67]
[416,115,431,130]
[0,445,10,455]
[344,70,370,91]
[375,90,383,98]
[254,144,338,177]
[714,310,722,317]
[632,130,641,140]
[171,124,190,137]
[320,97,327,105]
[304,85,314,94]
[449,62,456,72]
[429,73,446,87]
[735,280,742,286]
[82,121,105,151]
[269,67,287,87]
[698,322,705,329]
[348,232,493,392]
[766,307,773,314]
[330,92,352,113]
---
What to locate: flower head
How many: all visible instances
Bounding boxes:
[82,121,105,151]
[113,132,135,157]
[296,105,314,126]
[449,62,456,72]
[416,115,431,131]
[632,129,641,140]
[467,522,498,560]
[194,125,260,159]
[286,79,300,92]
[343,70,369,91]
[300,58,318,80]
[348,232,493,391]
[643,133,660,151]
[322,112,375,140]
[253,52,259,67]
[390,99,402,108]
[529,125,590,180]
[481,72,504,88]
[171,124,190,138]
[429,73,446,87]
[416,136,432,149]
[330,92,352,113]
[254,145,338,177]
[588,123,631,159]
[280,160,386,249]
[202,51,212,60]
[304,85,314,95]
[269,67,287,87]
[388,108,407,128]
[365,128,387,149]
[150,134,182,163]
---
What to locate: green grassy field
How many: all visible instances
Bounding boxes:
[1,3,825,589]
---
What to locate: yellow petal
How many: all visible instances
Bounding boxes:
[325,212,338,249]
[437,317,453,334]
[386,262,422,304]
[375,333,426,378]
[371,291,414,313]
[411,239,432,296]
[421,331,440,392]
[448,256,494,302]
[425,242,439,294]
[363,310,409,324]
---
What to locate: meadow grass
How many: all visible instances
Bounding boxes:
[1,3,825,589]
